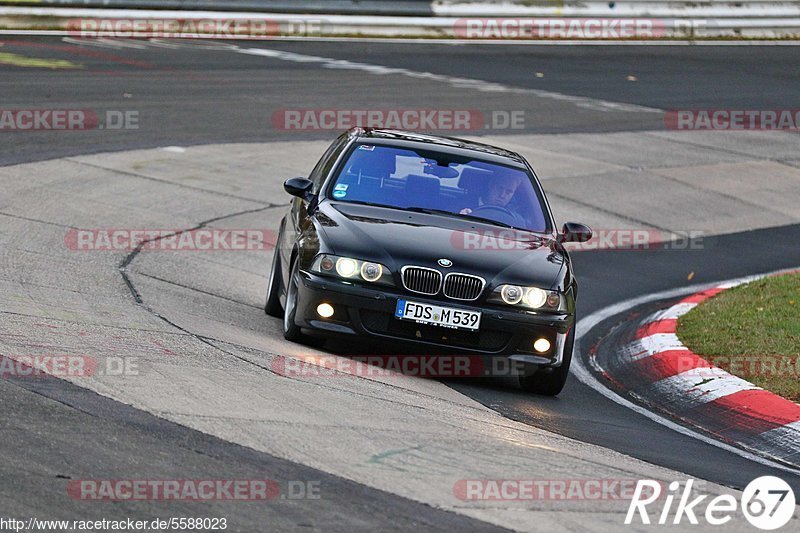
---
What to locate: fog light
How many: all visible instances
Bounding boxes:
[316,303,334,318]
[533,338,551,353]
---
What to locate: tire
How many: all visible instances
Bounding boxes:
[264,242,284,318]
[518,323,576,396]
[282,259,325,347]
[283,258,304,341]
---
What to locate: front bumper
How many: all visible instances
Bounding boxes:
[292,271,573,367]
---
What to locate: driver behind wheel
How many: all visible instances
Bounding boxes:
[460,173,522,215]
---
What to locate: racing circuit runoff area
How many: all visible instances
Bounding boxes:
[1,35,800,532]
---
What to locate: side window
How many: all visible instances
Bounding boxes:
[309,134,348,193]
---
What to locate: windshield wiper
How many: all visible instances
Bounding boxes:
[405,207,518,229]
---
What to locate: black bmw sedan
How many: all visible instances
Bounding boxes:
[266,128,592,395]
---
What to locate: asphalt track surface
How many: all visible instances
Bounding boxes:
[2,38,799,165]
[2,37,800,527]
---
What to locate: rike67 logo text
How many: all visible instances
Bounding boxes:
[626,477,796,530]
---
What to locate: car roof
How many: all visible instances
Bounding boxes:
[349,128,529,169]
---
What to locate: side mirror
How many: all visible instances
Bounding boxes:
[284,177,314,200]
[560,222,593,243]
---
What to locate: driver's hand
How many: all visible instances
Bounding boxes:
[459,208,473,215]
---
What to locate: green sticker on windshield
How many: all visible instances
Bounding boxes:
[333,189,347,199]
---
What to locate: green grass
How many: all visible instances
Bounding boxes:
[677,272,800,402]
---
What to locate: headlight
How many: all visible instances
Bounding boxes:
[360,262,383,282]
[500,285,523,305]
[523,287,547,308]
[490,284,565,311]
[335,257,358,278]
[311,254,393,285]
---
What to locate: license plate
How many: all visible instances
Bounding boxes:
[395,299,481,331]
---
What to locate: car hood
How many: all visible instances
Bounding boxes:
[316,202,565,289]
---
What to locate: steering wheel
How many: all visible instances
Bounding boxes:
[470,205,523,227]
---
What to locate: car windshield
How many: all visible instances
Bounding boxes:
[328,143,549,232]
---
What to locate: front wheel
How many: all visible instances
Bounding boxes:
[282,259,325,347]
[264,243,284,318]
[283,259,304,341]
[518,324,575,396]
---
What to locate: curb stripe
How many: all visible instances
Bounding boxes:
[599,273,800,466]
[622,333,688,363]
[707,390,800,429]
[635,318,676,338]
[647,371,760,411]
[679,287,725,305]
[631,350,713,382]
[652,302,696,320]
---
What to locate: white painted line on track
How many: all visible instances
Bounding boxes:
[38,36,789,122]
[235,45,662,113]
[61,36,148,49]
[571,265,800,475]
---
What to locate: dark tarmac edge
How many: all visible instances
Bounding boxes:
[0,361,510,532]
